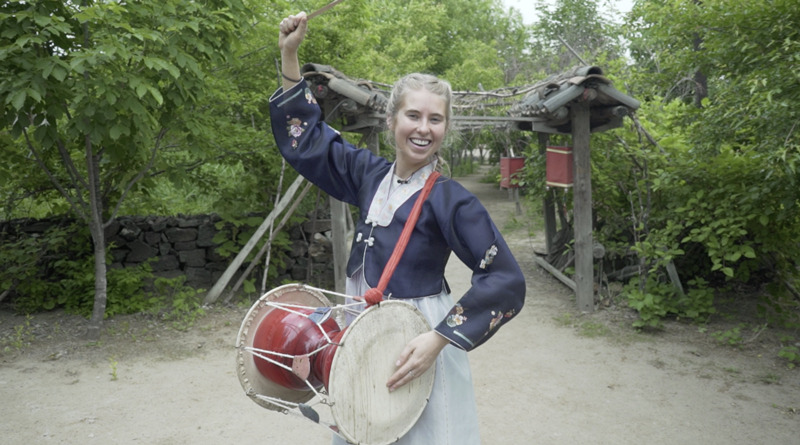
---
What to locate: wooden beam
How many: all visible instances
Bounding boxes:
[571,102,594,312]
[538,132,556,256]
[533,256,576,291]
[204,175,306,304]
[222,181,314,304]
[328,130,382,294]
[330,198,348,294]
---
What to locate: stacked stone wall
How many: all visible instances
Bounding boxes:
[1,213,335,296]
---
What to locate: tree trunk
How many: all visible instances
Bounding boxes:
[85,138,107,340]
[692,1,708,107]
[86,220,108,340]
[692,33,707,108]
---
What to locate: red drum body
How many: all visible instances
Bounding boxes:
[314,329,346,389]
[252,307,343,390]
[236,284,334,411]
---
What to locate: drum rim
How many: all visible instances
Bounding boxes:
[236,283,333,412]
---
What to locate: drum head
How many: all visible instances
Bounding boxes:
[328,300,435,445]
[236,283,333,412]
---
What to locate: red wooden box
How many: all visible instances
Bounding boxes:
[546,146,573,187]
[500,157,525,189]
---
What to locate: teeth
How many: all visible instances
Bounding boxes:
[411,138,430,146]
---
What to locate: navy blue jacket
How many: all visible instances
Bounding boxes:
[270,81,525,350]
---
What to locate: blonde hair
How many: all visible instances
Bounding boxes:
[386,73,453,131]
[385,73,454,174]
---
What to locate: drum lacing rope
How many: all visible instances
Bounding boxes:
[244,300,342,398]
[363,171,441,307]
[296,285,364,312]
[253,393,337,429]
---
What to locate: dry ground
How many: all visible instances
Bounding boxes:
[1,166,799,444]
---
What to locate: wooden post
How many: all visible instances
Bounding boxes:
[330,198,348,293]
[571,102,594,312]
[204,175,305,304]
[538,133,555,255]
[328,129,381,294]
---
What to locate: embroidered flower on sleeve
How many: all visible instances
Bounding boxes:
[286,116,308,149]
[288,117,305,137]
[479,244,498,269]
[489,309,516,330]
[304,88,317,104]
[445,303,467,327]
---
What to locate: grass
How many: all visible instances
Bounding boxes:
[553,312,612,339]
[0,314,33,353]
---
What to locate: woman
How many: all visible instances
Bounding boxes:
[271,12,526,444]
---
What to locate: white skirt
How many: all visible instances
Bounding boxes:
[332,269,481,445]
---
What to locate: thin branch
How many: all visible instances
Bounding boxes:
[104,127,166,227]
[743,323,769,345]
[630,112,665,154]
[56,138,89,191]
[0,287,12,303]
[21,128,89,222]
[261,159,287,295]
[557,36,590,65]
[785,120,798,146]
[665,76,697,102]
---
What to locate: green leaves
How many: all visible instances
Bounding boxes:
[579,0,800,328]
[142,56,180,80]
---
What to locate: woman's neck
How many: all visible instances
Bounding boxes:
[395,158,436,181]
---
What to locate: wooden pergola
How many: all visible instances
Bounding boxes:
[205,63,640,311]
[508,66,640,311]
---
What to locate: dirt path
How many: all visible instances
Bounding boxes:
[1,166,798,444]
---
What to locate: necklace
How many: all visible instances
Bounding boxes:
[367,164,432,227]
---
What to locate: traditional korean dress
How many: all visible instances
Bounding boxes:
[269,81,525,444]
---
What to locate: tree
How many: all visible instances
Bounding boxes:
[626,0,799,167]
[0,0,540,331]
[532,0,623,70]
[0,0,249,338]
[583,0,800,326]
[494,7,545,85]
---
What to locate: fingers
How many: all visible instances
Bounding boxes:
[395,343,414,369]
[386,331,449,392]
[387,362,423,393]
[278,12,308,54]
[279,12,308,36]
[386,332,447,392]
[386,344,413,391]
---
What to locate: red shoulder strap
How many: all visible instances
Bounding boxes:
[363,171,441,306]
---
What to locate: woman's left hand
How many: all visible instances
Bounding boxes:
[387,331,449,392]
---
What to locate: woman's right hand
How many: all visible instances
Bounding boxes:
[278,12,308,54]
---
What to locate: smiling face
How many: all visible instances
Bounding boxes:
[388,88,448,179]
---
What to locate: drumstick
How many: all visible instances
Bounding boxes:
[308,0,345,20]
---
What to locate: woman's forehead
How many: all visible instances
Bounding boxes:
[399,89,447,115]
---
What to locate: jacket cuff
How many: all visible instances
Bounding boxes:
[268,78,307,104]
[434,325,471,351]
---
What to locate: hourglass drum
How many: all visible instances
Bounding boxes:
[236,283,435,445]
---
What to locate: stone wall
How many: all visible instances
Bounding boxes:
[1,213,335,296]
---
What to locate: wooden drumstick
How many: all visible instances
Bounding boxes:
[308,0,345,20]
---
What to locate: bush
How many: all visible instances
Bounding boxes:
[3,222,165,318]
[522,98,800,328]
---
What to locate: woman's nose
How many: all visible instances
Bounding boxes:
[417,119,430,133]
